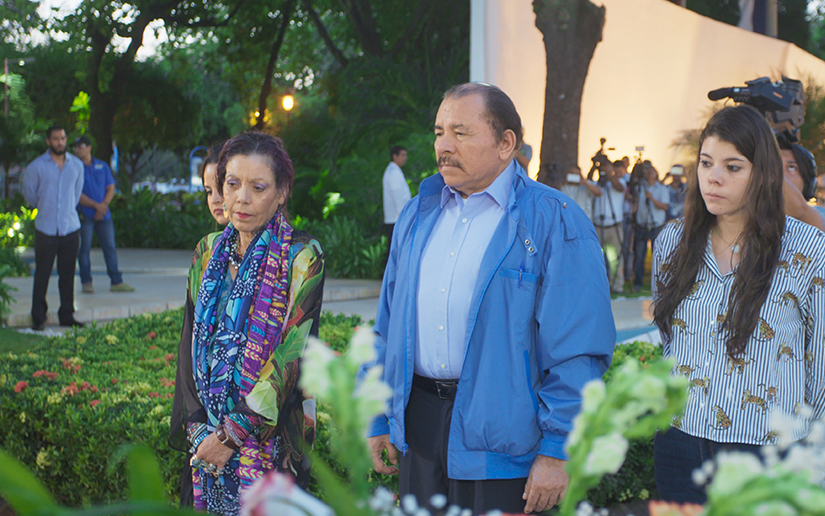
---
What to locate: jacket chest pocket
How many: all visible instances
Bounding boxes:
[498,267,540,287]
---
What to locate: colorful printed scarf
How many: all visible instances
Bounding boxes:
[190,212,292,515]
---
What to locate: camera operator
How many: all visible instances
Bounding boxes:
[586,159,627,293]
[632,163,669,292]
[560,163,595,224]
[778,139,825,231]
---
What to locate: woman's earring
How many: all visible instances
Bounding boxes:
[223,203,227,211]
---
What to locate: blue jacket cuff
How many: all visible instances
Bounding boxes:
[367,415,390,438]
[539,433,569,460]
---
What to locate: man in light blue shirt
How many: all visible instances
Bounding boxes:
[22,125,85,330]
[362,83,615,514]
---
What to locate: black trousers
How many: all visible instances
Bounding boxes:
[654,427,763,504]
[400,382,528,515]
[382,223,395,272]
[32,229,80,325]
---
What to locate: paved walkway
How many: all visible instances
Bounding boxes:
[7,248,658,343]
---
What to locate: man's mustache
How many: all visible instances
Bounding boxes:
[437,156,463,170]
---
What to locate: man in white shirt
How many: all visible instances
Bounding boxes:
[585,160,627,293]
[559,164,594,224]
[382,145,411,243]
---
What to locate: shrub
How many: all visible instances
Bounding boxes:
[0,310,183,506]
[0,264,19,321]
[0,205,36,249]
[304,216,386,279]
[109,189,219,250]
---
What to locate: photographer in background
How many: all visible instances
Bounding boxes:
[586,157,627,293]
[560,163,595,224]
[633,162,669,292]
[666,164,688,221]
[778,139,824,231]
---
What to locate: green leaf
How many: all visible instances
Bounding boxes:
[247,380,281,422]
[110,444,166,509]
[308,450,372,516]
[0,447,60,516]
[274,320,314,371]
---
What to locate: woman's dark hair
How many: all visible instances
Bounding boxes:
[215,132,294,211]
[198,141,226,183]
[444,83,523,149]
[653,105,785,357]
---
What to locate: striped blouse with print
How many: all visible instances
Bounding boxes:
[652,216,825,445]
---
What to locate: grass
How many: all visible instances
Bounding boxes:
[0,327,45,353]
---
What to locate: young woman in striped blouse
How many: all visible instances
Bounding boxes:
[652,105,825,503]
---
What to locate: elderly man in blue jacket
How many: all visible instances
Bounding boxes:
[361,83,616,515]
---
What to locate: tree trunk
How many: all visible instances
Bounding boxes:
[254,0,298,131]
[533,0,605,186]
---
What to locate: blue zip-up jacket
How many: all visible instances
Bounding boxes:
[364,164,616,480]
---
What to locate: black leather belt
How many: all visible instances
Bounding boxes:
[413,374,459,400]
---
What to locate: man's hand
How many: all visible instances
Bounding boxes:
[645,190,653,200]
[368,434,399,475]
[94,203,107,221]
[523,455,568,514]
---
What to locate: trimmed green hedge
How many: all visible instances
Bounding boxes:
[0,310,660,508]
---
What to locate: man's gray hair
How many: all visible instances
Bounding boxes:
[443,83,523,149]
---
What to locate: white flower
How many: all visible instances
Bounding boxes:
[583,433,628,476]
[691,468,707,486]
[300,339,337,397]
[429,494,447,509]
[779,446,815,475]
[581,380,606,415]
[631,374,666,406]
[401,494,418,513]
[445,506,461,516]
[353,365,392,421]
[347,327,376,367]
[709,451,765,497]
[752,501,796,516]
[576,501,594,516]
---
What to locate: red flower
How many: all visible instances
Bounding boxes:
[166,393,174,398]
[62,382,79,396]
[90,400,101,408]
[111,378,119,385]
[13,381,28,393]
[32,370,58,380]
[80,381,91,391]
[148,345,158,351]
[147,332,158,340]
[91,385,99,393]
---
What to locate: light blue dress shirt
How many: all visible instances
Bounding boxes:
[415,162,515,379]
[23,151,84,236]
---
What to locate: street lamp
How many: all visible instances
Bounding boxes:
[283,94,294,127]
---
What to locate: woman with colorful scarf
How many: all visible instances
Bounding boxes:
[170,132,324,515]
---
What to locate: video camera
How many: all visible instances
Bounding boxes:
[590,137,615,186]
[707,76,805,142]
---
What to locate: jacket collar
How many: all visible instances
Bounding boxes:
[420,158,529,216]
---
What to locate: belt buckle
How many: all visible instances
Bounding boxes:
[435,380,456,400]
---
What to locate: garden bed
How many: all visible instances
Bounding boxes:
[0,309,659,508]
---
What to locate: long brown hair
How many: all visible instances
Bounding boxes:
[653,105,785,357]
